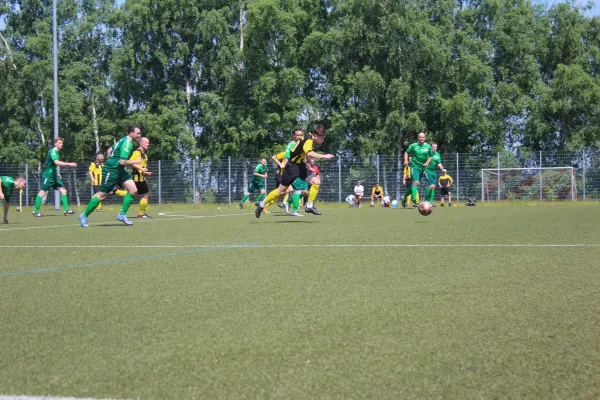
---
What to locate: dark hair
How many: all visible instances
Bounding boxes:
[127,125,141,134]
[292,128,303,135]
[96,152,104,157]
[313,125,326,136]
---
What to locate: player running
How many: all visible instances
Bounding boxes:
[78,125,142,227]
[33,137,78,216]
[402,132,433,207]
[0,175,26,224]
[240,159,268,209]
[255,125,334,218]
[425,143,443,206]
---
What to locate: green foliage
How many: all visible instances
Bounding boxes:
[2,0,600,163]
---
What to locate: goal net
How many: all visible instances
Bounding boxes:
[481,167,576,201]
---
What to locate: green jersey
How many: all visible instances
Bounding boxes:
[427,151,442,171]
[106,136,135,170]
[284,141,296,159]
[1,176,15,201]
[42,148,60,178]
[406,142,433,169]
[252,164,268,184]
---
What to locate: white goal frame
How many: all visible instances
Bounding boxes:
[481,167,576,202]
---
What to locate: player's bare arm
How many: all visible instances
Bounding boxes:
[306,151,334,160]
[422,156,432,167]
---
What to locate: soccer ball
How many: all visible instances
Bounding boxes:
[418,201,433,216]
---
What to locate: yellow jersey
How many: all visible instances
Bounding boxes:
[372,185,384,195]
[130,149,148,182]
[403,166,412,180]
[288,137,314,164]
[88,161,104,185]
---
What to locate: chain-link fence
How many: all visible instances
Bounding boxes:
[1,150,599,207]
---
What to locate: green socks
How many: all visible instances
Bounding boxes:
[120,193,135,215]
[411,185,418,204]
[257,193,265,203]
[291,193,301,213]
[240,194,250,205]
[34,195,43,213]
[60,194,69,212]
[429,188,435,203]
[84,195,101,217]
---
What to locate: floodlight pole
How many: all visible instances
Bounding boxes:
[53,0,60,210]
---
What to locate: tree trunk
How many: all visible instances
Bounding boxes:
[72,169,81,207]
[0,31,17,70]
[91,93,100,153]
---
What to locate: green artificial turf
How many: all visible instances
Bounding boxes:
[0,203,599,399]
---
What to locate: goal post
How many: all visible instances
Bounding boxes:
[481,167,576,202]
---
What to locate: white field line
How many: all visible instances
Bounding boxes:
[1,244,599,249]
[0,212,253,232]
[0,396,127,400]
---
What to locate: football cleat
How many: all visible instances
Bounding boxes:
[291,212,303,217]
[116,214,133,226]
[255,204,264,218]
[33,212,43,217]
[64,210,75,215]
[137,213,152,218]
[305,206,321,215]
[239,204,243,209]
[283,202,290,215]
[78,213,88,227]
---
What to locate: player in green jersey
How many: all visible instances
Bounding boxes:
[78,125,142,227]
[425,142,444,206]
[32,137,78,217]
[240,158,268,209]
[401,132,433,207]
[0,175,26,224]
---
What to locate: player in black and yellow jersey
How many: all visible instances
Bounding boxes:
[370,183,384,207]
[272,128,304,208]
[114,137,153,218]
[438,169,454,207]
[255,125,334,218]
[88,153,105,212]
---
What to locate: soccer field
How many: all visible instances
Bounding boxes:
[1,203,599,399]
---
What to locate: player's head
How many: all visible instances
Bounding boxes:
[312,125,326,145]
[307,157,315,166]
[140,137,150,151]
[14,175,26,190]
[442,168,447,175]
[417,132,426,144]
[292,128,303,141]
[96,152,104,162]
[54,137,64,149]
[432,142,438,152]
[357,180,361,185]
[376,182,380,186]
[260,158,267,166]
[127,125,142,141]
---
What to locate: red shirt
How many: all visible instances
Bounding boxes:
[310,165,320,175]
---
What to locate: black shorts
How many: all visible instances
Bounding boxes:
[440,187,450,196]
[92,185,101,193]
[373,192,382,197]
[405,179,412,189]
[275,173,282,187]
[281,162,307,187]
[135,181,149,195]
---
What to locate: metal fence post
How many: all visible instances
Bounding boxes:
[583,150,586,201]
[338,155,342,203]
[192,158,197,205]
[539,151,543,201]
[25,163,29,206]
[376,154,380,183]
[54,166,60,210]
[158,160,162,204]
[497,152,500,201]
[228,156,232,205]
[456,153,459,203]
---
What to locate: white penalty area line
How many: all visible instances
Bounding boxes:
[1,244,599,249]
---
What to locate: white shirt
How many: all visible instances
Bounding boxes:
[354,185,364,196]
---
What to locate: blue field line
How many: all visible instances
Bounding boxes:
[0,242,260,278]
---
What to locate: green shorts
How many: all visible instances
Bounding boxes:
[410,167,425,183]
[248,181,265,193]
[291,178,308,191]
[40,175,65,191]
[99,167,132,193]
[426,170,437,185]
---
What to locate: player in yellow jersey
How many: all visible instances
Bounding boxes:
[255,125,334,218]
[401,157,419,207]
[114,137,153,218]
[88,153,105,212]
[438,169,454,207]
